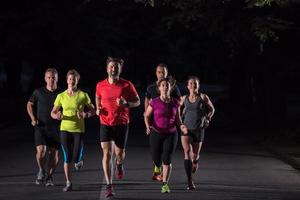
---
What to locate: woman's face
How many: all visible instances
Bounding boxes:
[187,78,199,92]
[67,74,78,88]
[159,80,171,96]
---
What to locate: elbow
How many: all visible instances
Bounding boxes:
[136,99,141,107]
[50,112,55,119]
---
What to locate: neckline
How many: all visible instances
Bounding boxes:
[187,95,199,103]
[159,96,171,103]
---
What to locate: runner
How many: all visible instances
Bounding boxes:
[144,77,185,193]
[26,68,61,186]
[180,76,215,190]
[95,57,140,198]
[144,63,181,181]
[51,69,95,192]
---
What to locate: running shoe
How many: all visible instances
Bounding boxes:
[35,170,45,185]
[105,184,115,198]
[152,166,163,181]
[62,181,72,192]
[161,183,170,193]
[45,176,54,187]
[115,163,124,180]
[187,181,196,190]
[75,160,83,171]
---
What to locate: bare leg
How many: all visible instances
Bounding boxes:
[101,142,113,185]
[36,145,47,172]
[162,164,172,183]
[114,145,125,165]
[63,163,72,182]
[48,147,59,176]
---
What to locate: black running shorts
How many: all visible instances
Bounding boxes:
[34,126,60,149]
[99,124,129,149]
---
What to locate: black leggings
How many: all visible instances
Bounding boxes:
[60,131,84,164]
[149,130,178,166]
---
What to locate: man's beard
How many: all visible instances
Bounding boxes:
[109,71,120,78]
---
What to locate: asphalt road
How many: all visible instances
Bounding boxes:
[1,121,300,200]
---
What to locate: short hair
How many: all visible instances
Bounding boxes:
[45,68,58,75]
[156,63,168,71]
[66,69,80,80]
[106,57,124,67]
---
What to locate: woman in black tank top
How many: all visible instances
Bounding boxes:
[180,76,215,190]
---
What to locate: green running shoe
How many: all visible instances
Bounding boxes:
[161,183,170,193]
[154,165,161,174]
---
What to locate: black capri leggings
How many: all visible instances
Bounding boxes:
[60,131,84,164]
[149,129,178,166]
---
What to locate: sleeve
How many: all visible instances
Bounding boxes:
[54,94,62,107]
[149,98,155,108]
[126,81,139,101]
[145,86,151,99]
[28,89,38,104]
[84,92,92,105]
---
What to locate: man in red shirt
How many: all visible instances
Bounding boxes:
[96,57,140,198]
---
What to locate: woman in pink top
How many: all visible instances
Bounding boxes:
[144,77,186,193]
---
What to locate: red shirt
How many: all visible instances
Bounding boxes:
[96,78,139,126]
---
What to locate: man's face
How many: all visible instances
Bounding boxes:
[44,72,57,87]
[156,66,167,81]
[107,61,121,78]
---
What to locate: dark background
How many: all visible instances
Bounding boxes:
[0,0,300,142]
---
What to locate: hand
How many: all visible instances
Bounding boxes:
[77,111,86,119]
[96,107,103,116]
[116,96,128,107]
[56,111,62,120]
[203,116,210,129]
[146,127,151,135]
[180,124,188,135]
[31,119,38,127]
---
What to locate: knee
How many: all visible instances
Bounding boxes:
[103,150,113,160]
[36,147,46,157]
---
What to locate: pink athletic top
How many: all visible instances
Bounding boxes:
[150,97,180,134]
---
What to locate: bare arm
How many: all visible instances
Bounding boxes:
[176,106,188,134]
[77,103,96,119]
[85,103,96,118]
[202,93,215,121]
[144,105,153,135]
[117,95,140,108]
[144,97,150,112]
[26,101,37,126]
[127,95,140,108]
[95,95,102,116]
[51,105,62,120]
